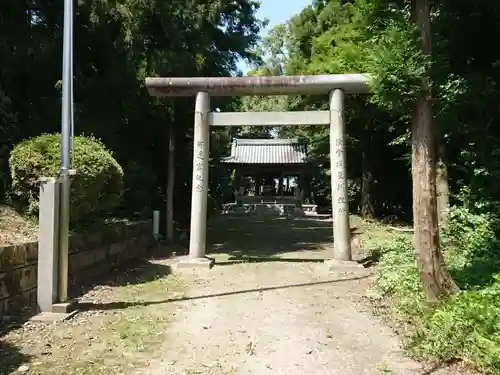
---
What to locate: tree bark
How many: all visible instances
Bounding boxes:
[436,144,450,225]
[413,0,459,301]
[166,125,175,244]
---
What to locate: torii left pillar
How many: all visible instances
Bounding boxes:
[176,91,214,269]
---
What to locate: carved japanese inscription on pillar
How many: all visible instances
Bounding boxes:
[194,140,205,192]
[334,137,347,216]
[337,196,347,216]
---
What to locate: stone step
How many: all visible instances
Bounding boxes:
[222,203,306,217]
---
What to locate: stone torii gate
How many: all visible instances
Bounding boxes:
[145,74,371,269]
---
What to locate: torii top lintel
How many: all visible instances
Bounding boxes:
[145,74,372,97]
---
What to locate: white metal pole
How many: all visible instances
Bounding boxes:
[58,0,74,302]
[70,10,75,168]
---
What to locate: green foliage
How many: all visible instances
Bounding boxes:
[0,0,263,226]
[366,21,429,114]
[0,87,17,200]
[410,285,500,371]
[368,235,423,302]
[442,206,500,288]
[239,0,420,217]
[9,133,124,222]
[369,206,500,373]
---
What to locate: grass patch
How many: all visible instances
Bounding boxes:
[366,206,500,374]
[2,261,185,375]
[67,277,183,375]
[64,308,170,374]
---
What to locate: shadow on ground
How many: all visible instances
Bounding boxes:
[0,340,31,374]
[216,257,327,265]
[69,254,172,300]
[0,253,172,337]
[76,273,372,312]
[208,216,362,262]
[77,216,370,312]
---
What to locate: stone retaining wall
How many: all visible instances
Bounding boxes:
[0,220,153,318]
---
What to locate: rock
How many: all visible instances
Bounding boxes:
[17,364,29,373]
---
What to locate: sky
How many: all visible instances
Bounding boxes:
[237,0,312,73]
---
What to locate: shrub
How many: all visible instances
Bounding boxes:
[410,284,500,371]
[442,206,500,288]
[367,207,500,373]
[9,133,124,222]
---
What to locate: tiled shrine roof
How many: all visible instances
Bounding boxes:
[221,138,307,165]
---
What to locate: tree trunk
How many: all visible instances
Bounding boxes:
[413,0,459,302]
[166,125,175,244]
[360,121,375,218]
[436,144,450,225]
[360,162,374,218]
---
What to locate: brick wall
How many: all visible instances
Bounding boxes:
[0,220,153,318]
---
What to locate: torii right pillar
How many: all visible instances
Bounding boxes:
[329,89,352,261]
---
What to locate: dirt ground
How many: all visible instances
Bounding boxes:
[0,216,475,375]
[0,205,37,245]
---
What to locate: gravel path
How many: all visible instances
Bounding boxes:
[1,216,472,374]
[144,217,460,375]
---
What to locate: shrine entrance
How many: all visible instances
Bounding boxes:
[145,74,371,268]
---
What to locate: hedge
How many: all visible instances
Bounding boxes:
[9,133,124,222]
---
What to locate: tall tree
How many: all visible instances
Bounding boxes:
[412,0,458,300]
